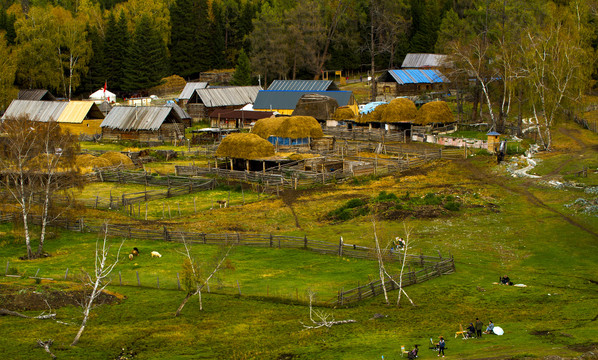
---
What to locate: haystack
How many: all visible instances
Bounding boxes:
[381,98,417,123]
[357,104,388,123]
[76,154,112,169]
[216,133,275,160]
[251,117,283,139]
[99,151,134,166]
[292,93,339,120]
[415,101,454,125]
[274,116,323,139]
[333,106,356,121]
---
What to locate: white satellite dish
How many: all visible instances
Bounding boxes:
[493,326,504,335]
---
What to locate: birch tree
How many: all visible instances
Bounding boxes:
[72,225,123,346]
[522,3,590,150]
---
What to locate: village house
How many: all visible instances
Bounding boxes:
[17,89,56,101]
[253,90,358,116]
[208,108,274,129]
[1,100,105,136]
[376,69,449,97]
[100,105,186,143]
[177,82,209,105]
[186,86,262,120]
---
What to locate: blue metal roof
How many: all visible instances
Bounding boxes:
[254,91,353,110]
[487,131,501,136]
[266,80,339,92]
[383,69,448,85]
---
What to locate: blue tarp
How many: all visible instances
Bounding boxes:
[359,101,388,115]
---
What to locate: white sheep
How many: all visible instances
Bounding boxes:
[151,251,162,258]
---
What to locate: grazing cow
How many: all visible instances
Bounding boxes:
[151,251,162,258]
[216,200,228,208]
[132,247,140,256]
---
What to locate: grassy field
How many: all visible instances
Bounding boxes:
[1,122,597,359]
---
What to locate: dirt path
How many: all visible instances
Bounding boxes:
[459,159,598,239]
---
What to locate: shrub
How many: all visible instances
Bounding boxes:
[444,201,461,211]
[375,191,398,202]
[422,193,442,205]
[346,198,366,208]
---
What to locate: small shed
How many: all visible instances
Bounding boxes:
[209,108,274,129]
[487,131,500,153]
[100,105,186,143]
[187,86,262,119]
[292,93,340,122]
[377,69,448,96]
[18,89,56,101]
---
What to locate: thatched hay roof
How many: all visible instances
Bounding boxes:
[381,98,417,123]
[333,106,356,121]
[216,133,275,160]
[251,116,323,139]
[415,101,454,125]
[357,104,388,123]
[275,116,323,139]
[251,117,282,139]
[99,151,134,166]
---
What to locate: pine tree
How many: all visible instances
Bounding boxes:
[170,0,198,78]
[210,3,226,70]
[122,15,167,91]
[231,48,251,85]
[193,0,213,74]
[104,10,130,91]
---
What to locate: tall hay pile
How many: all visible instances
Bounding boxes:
[252,116,323,139]
[415,101,454,125]
[216,133,275,159]
[76,154,112,170]
[275,116,323,139]
[357,103,388,123]
[251,117,283,139]
[382,98,417,123]
[333,106,356,121]
[99,151,134,166]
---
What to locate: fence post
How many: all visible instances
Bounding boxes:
[304,235,308,250]
[269,234,273,248]
[64,268,69,280]
[177,273,181,290]
[278,236,281,249]
[358,282,362,300]
[136,271,140,286]
[370,282,376,296]
[5,260,9,275]
[338,237,343,256]
[237,232,241,244]
[163,226,169,241]
[237,280,241,295]
[202,233,206,244]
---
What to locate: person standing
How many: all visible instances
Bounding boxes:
[475,318,484,338]
[438,336,445,357]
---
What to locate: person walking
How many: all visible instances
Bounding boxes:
[475,317,484,338]
[438,336,445,357]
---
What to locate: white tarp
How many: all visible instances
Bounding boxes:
[89,88,116,103]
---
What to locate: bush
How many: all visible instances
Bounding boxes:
[346,198,366,208]
[375,191,398,202]
[422,193,442,205]
[444,201,461,211]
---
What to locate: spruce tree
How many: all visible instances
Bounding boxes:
[231,49,251,85]
[193,0,213,74]
[104,11,130,91]
[122,15,167,91]
[170,0,198,78]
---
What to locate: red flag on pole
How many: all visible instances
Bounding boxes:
[103,81,107,94]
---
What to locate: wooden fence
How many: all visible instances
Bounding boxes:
[0,214,456,306]
[333,257,455,306]
[323,128,405,143]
